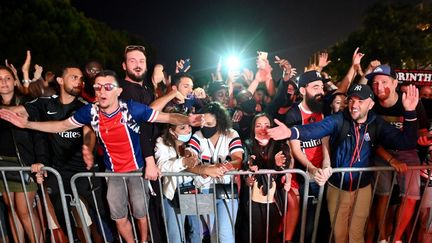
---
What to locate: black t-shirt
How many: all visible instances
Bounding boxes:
[0,120,16,157]
[119,79,159,159]
[25,96,87,171]
[374,92,429,131]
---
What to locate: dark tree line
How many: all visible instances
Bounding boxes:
[0,0,149,74]
[326,2,431,81]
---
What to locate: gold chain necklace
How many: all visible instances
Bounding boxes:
[99,112,118,134]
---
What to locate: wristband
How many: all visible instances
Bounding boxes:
[22,79,31,84]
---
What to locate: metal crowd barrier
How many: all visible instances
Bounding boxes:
[328,165,432,243]
[0,165,73,243]
[72,165,432,243]
[69,169,309,243]
[2,164,431,243]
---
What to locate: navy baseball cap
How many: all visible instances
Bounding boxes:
[365,65,397,81]
[298,70,324,88]
[347,84,374,100]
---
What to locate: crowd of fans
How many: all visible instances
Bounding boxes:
[0,46,432,243]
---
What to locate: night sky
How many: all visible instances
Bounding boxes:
[71,0,384,78]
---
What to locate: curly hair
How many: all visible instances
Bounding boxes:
[199,102,232,135]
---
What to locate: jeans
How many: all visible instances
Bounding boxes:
[201,187,238,243]
[163,198,201,243]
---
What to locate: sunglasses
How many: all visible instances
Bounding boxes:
[93,83,118,91]
[124,45,145,54]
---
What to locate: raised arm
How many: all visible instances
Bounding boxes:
[154,112,204,127]
[150,86,184,111]
[0,108,79,133]
[336,47,365,93]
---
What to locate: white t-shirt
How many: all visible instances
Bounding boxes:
[187,129,244,188]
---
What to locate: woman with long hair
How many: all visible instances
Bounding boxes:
[0,66,44,242]
[187,102,244,243]
[239,113,294,243]
[155,110,201,243]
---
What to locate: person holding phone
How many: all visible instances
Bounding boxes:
[186,102,243,243]
[164,73,203,113]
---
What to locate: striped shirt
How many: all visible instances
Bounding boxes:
[69,100,158,172]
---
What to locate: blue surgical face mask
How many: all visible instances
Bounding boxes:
[176,132,192,143]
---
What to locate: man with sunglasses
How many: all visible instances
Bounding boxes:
[6,65,113,241]
[0,70,204,243]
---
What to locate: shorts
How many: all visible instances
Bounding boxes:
[374,150,420,200]
[106,171,149,220]
[0,156,37,193]
[0,179,38,193]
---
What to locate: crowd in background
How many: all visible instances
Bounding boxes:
[0,46,432,243]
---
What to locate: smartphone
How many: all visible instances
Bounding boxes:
[257,51,268,69]
[179,58,191,73]
[257,51,268,60]
[184,94,195,107]
[222,161,234,171]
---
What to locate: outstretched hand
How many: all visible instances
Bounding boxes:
[402,84,419,111]
[188,113,205,127]
[266,119,291,140]
[318,52,331,68]
[0,109,29,128]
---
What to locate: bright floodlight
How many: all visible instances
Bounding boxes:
[226,55,241,70]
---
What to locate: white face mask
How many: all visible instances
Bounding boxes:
[176,132,192,143]
[255,136,269,146]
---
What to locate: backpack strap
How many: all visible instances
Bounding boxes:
[332,118,350,148]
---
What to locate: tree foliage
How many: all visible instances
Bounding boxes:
[327,2,432,81]
[0,0,146,73]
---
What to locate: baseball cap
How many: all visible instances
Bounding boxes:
[347,84,374,100]
[207,81,228,96]
[365,64,397,81]
[298,70,324,88]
